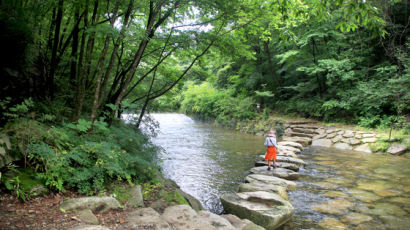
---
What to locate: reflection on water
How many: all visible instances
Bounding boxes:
[150,113,265,214]
[291,147,410,229]
[149,113,410,229]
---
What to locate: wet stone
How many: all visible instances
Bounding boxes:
[379,215,410,230]
[310,199,353,215]
[357,203,407,217]
[357,181,393,193]
[341,212,372,225]
[323,191,349,199]
[318,217,348,230]
[314,182,340,190]
[373,189,402,197]
[348,189,380,203]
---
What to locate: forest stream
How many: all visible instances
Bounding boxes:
[150,113,410,229]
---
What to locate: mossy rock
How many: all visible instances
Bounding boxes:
[159,190,189,206]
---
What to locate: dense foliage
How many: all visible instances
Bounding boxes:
[1,0,408,198]
[158,0,409,131]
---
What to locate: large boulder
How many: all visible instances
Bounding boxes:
[238,182,289,200]
[221,191,293,230]
[161,205,236,230]
[249,167,299,180]
[311,139,332,148]
[121,207,171,230]
[60,196,121,213]
[245,174,297,191]
[178,189,204,211]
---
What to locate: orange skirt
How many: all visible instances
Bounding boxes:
[264,146,277,161]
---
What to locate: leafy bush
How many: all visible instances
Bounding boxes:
[5,117,159,195]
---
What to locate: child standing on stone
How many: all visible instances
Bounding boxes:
[264,130,278,170]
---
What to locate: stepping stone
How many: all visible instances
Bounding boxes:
[238,182,289,200]
[277,141,303,150]
[312,139,332,148]
[255,161,299,171]
[250,167,299,180]
[221,191,294,230]
[277,145,301,153]
[285,131,315,138]
[282,136,311,146]
[245,174,297,191]
[258,155,306,166]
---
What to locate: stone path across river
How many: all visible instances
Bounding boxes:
[221,122,313,229]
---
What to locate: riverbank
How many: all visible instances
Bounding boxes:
[223,112,409,158]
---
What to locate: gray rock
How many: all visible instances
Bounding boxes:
[277,145,301,153]
[282,136,311,146]
[387,144,407,155]
[245,174,297,191]
[311,139,332,148]
[249,167,299,180]
[332,135,343,143]
[29,184,49,198]
[350,138,361,145]
[337,130,344,135]
[259,155,306,166]
[238,182,289,200]
[221,214,265,230]
[77,209,99,225]
[221,191,293,230]
[69,225,110,230]
[127,185,145,208]
[277,151,297,158]
[315,128,326,135]
[292,128,315,134]
[340,138,350,144]
[122,207,171,230]
[277,141,303,150]
[326,129,336,134]
[326,133,337,138]
[362,137,377,143]
[178,189,204,211]
[333,143,353,150]
[60,196,121,213]
[162,205,235,230]
[354,144,372,153]
[255,161,299,172]
[312,134,327,140]
[362,133,375,138]
[286,131,314,138]
[343,130,355,138]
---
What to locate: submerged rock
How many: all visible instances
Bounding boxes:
[318,217,348,230]
[333,143,353,150]
[348,189,380,203]
[221,191,293,230]
[310,199,353,215]
[249,167,299,180]
[341,212,372,225]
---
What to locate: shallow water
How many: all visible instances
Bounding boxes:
[149,113,410,229]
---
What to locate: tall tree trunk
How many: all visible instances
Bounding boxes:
[70,6,80,87]
[90,0,121,124]
[48,0,64,98]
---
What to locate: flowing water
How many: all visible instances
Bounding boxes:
[149,113,410,229]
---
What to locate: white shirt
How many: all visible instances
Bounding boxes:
[264,137,277,147]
